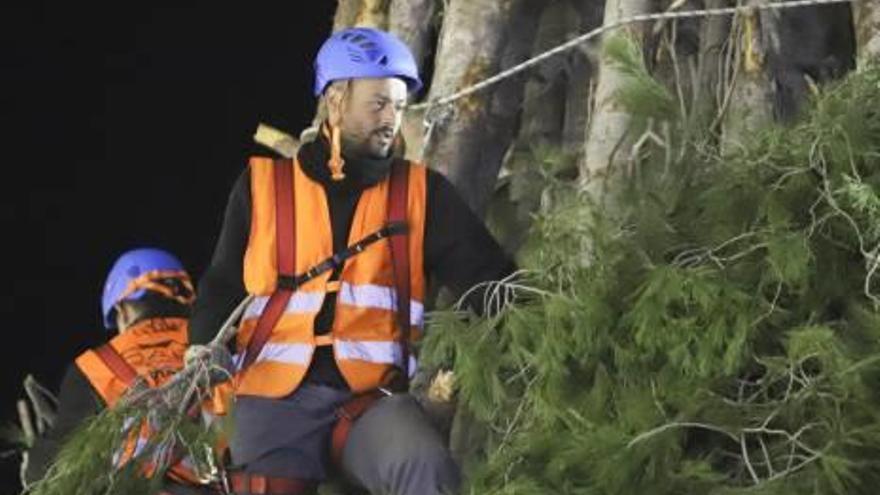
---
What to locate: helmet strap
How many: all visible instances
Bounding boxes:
[324,122,347,181]
[119,270,196,307]
[323,81,350,181]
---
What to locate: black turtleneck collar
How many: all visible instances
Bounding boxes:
[297,130,394,193]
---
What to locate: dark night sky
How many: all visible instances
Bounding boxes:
[0,2,336,491]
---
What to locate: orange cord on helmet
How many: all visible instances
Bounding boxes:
[324,81,349,181]
[329,125,346,181]
[118,269,196,307]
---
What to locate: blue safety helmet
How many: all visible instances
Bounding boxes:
[313,27,422,96]
[101,248,192,330]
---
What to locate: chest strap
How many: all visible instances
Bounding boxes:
[241,159,410,375]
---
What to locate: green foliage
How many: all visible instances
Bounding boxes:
[604,34,677,125]
[424,44,880,494]
[27,384,221,495]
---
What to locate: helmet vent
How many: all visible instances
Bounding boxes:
[314,27,422,96]
[346,47,365,63]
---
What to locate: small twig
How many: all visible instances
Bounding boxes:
[741,432,761,485]
[17,400,35,447]
[758,435,775,478]
[627,421,738,448]
[751,282,782,327]
[496,375,537,455]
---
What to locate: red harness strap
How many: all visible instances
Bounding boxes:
[329,389,386,466]
[387,158,412,385]
[97,343,207,486]
[229,472,315,495]
[237,158,412,471]
[241,158,412,382]
[94,343,139,388]
[241,158,297,372]
[329,159,411,467]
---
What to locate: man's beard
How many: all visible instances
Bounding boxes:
[342,127,395,160]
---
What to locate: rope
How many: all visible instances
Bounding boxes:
[409,0,855,130]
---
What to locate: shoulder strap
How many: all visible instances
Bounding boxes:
[94,344,138,387]
[241,158,297,372]
[387,159,411,385]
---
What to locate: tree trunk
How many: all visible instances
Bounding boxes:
[332,0,390,31]
[354,0,390,29]
[421,0,542,216]
[563,1,603,158]
[854,0,880,64]
[515,1,583,147]
[647,1,694,118]
[563,53,595,157]
[389,0,437,72]
[580,0,653,201]
[488,1,586,253]
[720,1,777,154]
[389,0,438,162]
[693,0,733,131]
[332,0,362,32]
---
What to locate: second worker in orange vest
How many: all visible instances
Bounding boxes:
[25,248,219,495]
[188,28,515,495]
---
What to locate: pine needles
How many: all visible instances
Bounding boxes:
[423,38,880,494]
[26,362,226,495]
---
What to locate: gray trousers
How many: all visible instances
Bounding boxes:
[229,384,460,495]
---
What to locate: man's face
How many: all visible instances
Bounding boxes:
[335,78,408,159]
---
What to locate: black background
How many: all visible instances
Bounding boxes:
[1,3,336,492]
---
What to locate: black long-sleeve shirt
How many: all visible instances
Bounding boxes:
[190,136,515,387]
[24,364,102,485]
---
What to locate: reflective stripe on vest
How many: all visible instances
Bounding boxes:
[237,157,426,397]
[234,340,418,377]
[337,282,424,327]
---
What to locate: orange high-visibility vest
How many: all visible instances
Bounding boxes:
[75,317,203,484]
[236,157,427,397]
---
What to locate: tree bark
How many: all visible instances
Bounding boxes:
[421,0,542,216]
[580,0,653,201]
[563,1,603,158]
[332,0,390,31]
[647,1,693,117]
[693,0,733,131]
[854,0,880,64]
[354,0,390,29]
[720,0,776,154]
[389,0,438,162]
[332,0,362,32]
[517,1,583,147]
[389,0,437,72]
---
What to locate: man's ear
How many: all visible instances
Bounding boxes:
[114,303,131,333]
